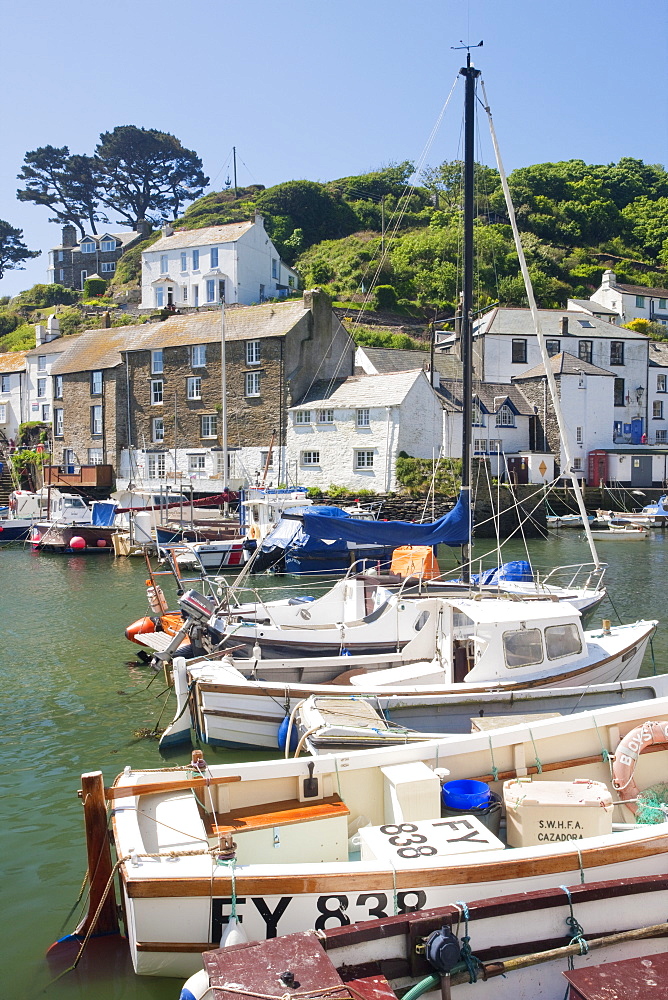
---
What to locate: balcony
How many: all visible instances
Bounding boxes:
[43,464,114,488]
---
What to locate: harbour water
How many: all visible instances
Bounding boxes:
[2,532,667,998]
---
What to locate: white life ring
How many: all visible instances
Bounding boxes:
[612,719,668,813]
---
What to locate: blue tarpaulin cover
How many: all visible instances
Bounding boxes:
[470,560,534,585]
[91,500,118,526]
[298,492,470,548]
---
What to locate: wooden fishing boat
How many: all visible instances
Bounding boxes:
[74,696,668,978]
[180,874,668,1000]
[159,600,657,748]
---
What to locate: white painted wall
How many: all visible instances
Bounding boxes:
[117,444,288,493]
[0,363,25,442]
[648,366,668,445]
[591,272,668,327]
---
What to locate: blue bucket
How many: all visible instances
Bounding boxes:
[441,779,490,811]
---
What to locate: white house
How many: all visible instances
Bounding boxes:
[589,270,668,327]
[287,370,446,492]
[648,341,668,447]
[0,351,28,444]
[566,298,619,326]
[140,215,299,310]
[24,316,69,427]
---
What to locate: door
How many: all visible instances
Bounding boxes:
[631,417,644,444]
[506,456,529,484]
[631,455,652,487]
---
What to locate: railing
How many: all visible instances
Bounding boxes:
[43,464,113,488]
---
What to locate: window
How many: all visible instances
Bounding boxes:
[610,341,624,365]
[473,438,488,453]
[259,283,265,302]
[58,269,64,282]
[246,340,261,365]
[578,340,593,364]
[180,252,187,272]
[37,378,46,398]
[41,404,50,421]
[160,254,168,274]
[636,295,645,308]
[151,350,163,374]
[0,403,7,423]
[152,417,164,442]
[653,401,664,419]
[573,457,583,470]
[101,262,116,273]
[488,438,502,453]
[301,450,320,465]
[472,402,485,426]
[192,249,200,270]
[260,450,274,468]
[182,286,188,302]
[80,270,87,289]
[545,623,582,660]
[496,404,515,427]
[193,285,199,307]
[91,404,102,435]
[191,345,206,367]
[57,250,63,261]
[577,319,594,328]
[151,380,163,404]
[613,420,623,440]
[317,408,334,423]
[100,239,116,252]
[657,430,667,443]
[294,410,311,424]
[206,279,216,303]
[503,628,543,668]
[245,371,261,397]
[54,408,64,436]
[357,408,370,427]
[155,287,164,308]
[546,339,560,357]
[38,355,47,371]
[88,448,103,464]
[187,376,201,400]
[147,452,166,478]
[189,454,206,474]
[658,374,666,393]
[91,370,103,395]
[54,375,63,399]
[80,240,95,253]
[1,375,9,392]
[272,258,278,279]
[512,339,527,364]
[200,414,217,438]
[355,450,374,469]
[614,377,625,407]
[210,247,219,268]
[576,426,583,443]
[288,276,295,288]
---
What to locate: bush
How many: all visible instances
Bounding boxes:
[395,454,461,496]
[372,285,398,311]
[84,278,107,298]
[16,283,78,308]
[0,322,34,352]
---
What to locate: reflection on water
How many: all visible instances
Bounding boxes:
[1,533,666,997]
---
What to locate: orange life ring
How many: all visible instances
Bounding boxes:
[612,719,668,813]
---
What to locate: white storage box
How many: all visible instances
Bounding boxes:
[359,815,504,866]
[504,778,613,848]
[381,761,441,824]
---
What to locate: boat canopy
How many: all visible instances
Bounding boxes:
[297,492,470,548]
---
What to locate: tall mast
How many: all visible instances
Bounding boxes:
[459,49,481,582]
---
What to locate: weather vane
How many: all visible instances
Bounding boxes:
[451,40,483,52]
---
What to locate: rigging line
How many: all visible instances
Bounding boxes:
[207,147,235,191]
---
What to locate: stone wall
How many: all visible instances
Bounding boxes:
[55,368,125,466]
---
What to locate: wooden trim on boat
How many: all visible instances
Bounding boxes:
[136,941,215,953]
[471,737,667,784]
[106,774,241,801]
[207,794,350,836]
[123,831,668,897]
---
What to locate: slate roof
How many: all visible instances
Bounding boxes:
[438,378,534,415]
[293,370,428,409]
[148,221,255,254]
[568,298,618,317]
[0,351,28,374]
[50,299,310,375]
[649,341,668,368]
[50,231,140,251]
[25,336,78,357]
[616,281,668,298]
[511,351,615,380]
[478,307,648,340]
[357,345,463,379]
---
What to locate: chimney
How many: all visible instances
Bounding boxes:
[62,224,77,248]
[162,222,174,237]
[254,212,264,228]
[561,316,568,336]
[602,269,616,289]
[102,311,111,328]
[35,324,46,346]
[136,219,151,239]
[45,314,61,342]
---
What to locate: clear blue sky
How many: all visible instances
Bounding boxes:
[1,0,666,297]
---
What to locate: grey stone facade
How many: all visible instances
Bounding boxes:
[48,224,148,290]
[51,368,126,468]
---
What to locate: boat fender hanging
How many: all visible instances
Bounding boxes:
[278,715,298,752]
[147,583,168,615]
[612,720,668,813]
[424,925,461,974]
[180,968,210,1000]
[248,524,260,540]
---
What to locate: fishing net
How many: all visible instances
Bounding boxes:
[635,782,668,824]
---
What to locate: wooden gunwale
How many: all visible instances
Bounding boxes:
[106,774,241,800]
[121,829,668,897]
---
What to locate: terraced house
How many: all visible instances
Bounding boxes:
[47,224,147,290]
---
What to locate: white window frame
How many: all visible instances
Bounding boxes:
[473,438,488,454]
[53,375,62,399]
[182,286,188,302]
[191,344,206,368]
[37,355,47,371]
[300,450,320,466]
[245,372,261,397]
[91,370,103,395]
[37,378,47,398]
[187,376,202,400]
[88,448,103,464]
[573,457,583,470]
[653,400,664,420]
[100,239,116,252]
[41,404,50,422]
[260,450,274,469]
[355,449,375,469]
[200,414,217,438]
[152,416,164,442]
[472,402,485,426]
[160,254,168,274]
[188,454,207,474]
[91,404,103,435]
[0,403,8,423]
[147,452,166,478]
[80,241,95,254]
[272,258,278,279]
[151,379,163,405]
[316,408,334,423]
[496,404,515,427]
[488,438,502,453]
[294,410,311,425]
[210,247,219,268]
[192,249,200,270]
[180,252,187,272]
[1,374,9,392]
[58,268,64,282]
[246,340,261,365]
[656,429,667,443]
[155,286,164,308]
[576,426,583,443]
[101,261,116,273]
[657,374,666,393]
[54,408,64,436]
[356,407,370,427]
[151,350,163,374]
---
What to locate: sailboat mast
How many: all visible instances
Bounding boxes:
[460,52,480,582]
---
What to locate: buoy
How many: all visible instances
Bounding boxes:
[180,968,210,1000]
[278,714,298,752]
[96,538,107,547]
[219,914,248,948]
[70,536,86,550]
[147,583,168,614]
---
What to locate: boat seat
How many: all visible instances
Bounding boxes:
[206,794,350,837]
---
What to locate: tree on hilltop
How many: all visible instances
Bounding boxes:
[17,146,104,237]
[0,220,40,281]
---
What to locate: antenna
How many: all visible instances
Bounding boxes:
[451,39,483,53]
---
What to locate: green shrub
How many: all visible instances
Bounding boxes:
[0,322,35,352]
[372,285,398,310]
[16,283,78,308]
[84,278,107,298]
[395,453,461,496]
